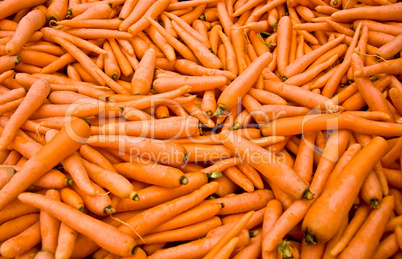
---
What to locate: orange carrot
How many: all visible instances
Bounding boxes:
[302,137,388,245]
[0,119,90,211]
[19,192,137,256]
[5,9,46,55]
[339,195,394,259]
[0,221,41,257]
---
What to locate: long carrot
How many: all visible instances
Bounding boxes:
[0,78,50,150]
[339,195,395,259]
[331,2,402,22]
[18,192,137,256]
[40,189,61,255]
[0,119,90,211]
[118,182,219,240]
[302,137,388,245]
[0,213,39,243]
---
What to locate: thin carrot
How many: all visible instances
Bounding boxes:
[282,34,345,78]
[0,78,50,150]
[40,189,61,255]
[113,162,187,188]
[355,58,402,78]
[204,211,254,259]
[137,217,222,245]
[103,41,121,80]
[339,195,394,259]
[19,192,137,256]
[0,119,90,211]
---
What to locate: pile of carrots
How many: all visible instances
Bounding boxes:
[0,0,402,257]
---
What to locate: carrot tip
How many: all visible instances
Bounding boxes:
[104,205,116,215]
[65,178,74,186]
[208,170,222,180]
[130,192,140,201]
[303,190,314,200]
[249,230,259,238]
[82,118,91,127]
[303,228,317,246]
[230,123,240,131]
[180,176,189,185]
[131,245,138,255]
[214,106,227,118]
[369,199,380,209]
[277,240,293,259]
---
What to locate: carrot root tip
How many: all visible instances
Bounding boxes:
[277,240,293,259]
[104,205,116,215]
[230,123,240,131]
[249,230,259,238]
[130,192,140,201]
[65,178,74,186]
[303,228,317,246]
[214,106,227,118]
[179,176,189,185]
[369,199,380,209]
[302,189,314,200]
[208,170,222,180]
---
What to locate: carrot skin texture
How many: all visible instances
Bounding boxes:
[18,192,137,256]
[302,137,388,244]
[0,119,91,211]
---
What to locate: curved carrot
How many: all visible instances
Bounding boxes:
[302,137,388,245]
[79,144,117,173]
[5,9,46,55]
[355,57,402,78]
[71,2,112,20]
[218,29,238,76]
[18,192,137,256]
[339,195,394,259]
